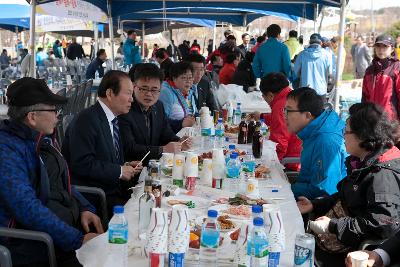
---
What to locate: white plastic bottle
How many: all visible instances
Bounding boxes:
[233,102,242,125]
[249,217,269,267]
[225,152,241,193]
[108,206,128,267]
[215,118,225,148]
[199,210,220,266]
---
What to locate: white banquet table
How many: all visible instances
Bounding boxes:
[76,141,304,267]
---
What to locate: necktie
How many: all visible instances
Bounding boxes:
[111,117,121,163]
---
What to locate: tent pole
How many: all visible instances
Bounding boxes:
[313,4,319,33]
[93,22,98,57]
[334,0,346,113]
[29,0,36,78]
[107,0,115,70]
[212,24,216,52]
[142,21,145,60]
[297,17,301,36]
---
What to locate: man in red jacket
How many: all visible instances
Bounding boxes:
[260,72,302,170]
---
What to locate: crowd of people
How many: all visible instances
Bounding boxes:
[1,23,400,267]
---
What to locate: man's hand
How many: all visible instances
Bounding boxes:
[180,136,193,151]
[83,233,100,244]
[296,196,313,214]
[345,250,383,267]
[121,165,135,181]
[81,211,104,234]
[163,142,182,154]
[182,116,196,128]
[127,161,143,176]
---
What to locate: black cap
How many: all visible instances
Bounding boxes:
[7,77,68,107]
[310,33,322,44]
[374,34,395,46]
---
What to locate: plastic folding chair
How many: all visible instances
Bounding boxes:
[0,245,12,267]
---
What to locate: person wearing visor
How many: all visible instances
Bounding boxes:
[0,78,103,267]
[362,34,400,122]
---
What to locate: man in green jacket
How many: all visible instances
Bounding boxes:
[284,30,303,61]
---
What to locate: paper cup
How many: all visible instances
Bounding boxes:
[200,158,213,186]
[235,222,251,266]
[172,154,185,180]
[246,178,259,198]
[349,251,369,267]
[161,153,174,166]
[168,205,190,253]
[212,148,225,163]
[263,203,285,252]
[184,152,198,177]
[146,208,168,254]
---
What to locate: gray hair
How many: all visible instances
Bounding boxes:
[7,103,47,122]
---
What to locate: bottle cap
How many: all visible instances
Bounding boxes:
[253,217,264,226]
[237,102,241,106]
[228,144,236,150]
[113,205,124,214]
[218,118,223,123]
[208,209,218,218]
[252,205,263,214]
[225,137,230,142]
[230,152,238,159]
[260,118,265,123]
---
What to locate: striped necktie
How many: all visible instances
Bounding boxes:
[111,117,121,163]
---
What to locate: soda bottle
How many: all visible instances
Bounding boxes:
[200,210,220,266]
[233,102,242,125]
[260,119,269,140]
[247,119,256,144]
[252,126,263,159]
[238,115,248,144]
[108,206,128,267]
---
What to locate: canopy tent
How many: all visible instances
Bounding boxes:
[36,0,341,20]
[0,4,30,31]
[119,7,297,27]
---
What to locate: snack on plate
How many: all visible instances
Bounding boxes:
[255,165,271,178]
[230,228,240,241]
[224,205,251,218]
[224,124,239,134]
[228,194,269,206]
[167,200,196,208]
[217,215,235,230]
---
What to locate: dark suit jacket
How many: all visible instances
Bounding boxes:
[62,102,123,196]
[238,43,254,59]
[196,74,218,112]
[380,229,400,264]
[119,100,180,164]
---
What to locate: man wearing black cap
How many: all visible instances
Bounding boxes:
[294,33,333,97]
[0,77,103,266]
[62,70,143,216]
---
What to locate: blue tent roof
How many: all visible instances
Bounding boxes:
[0,4,30,31]
[37,0,341,20]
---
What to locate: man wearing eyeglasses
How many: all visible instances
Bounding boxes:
[119,63,191,167]
[0,78,103,266]
[285,87,347,200]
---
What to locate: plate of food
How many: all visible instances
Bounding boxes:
[209,204,252,220]
[255,164,271,179]
[227,194,271,206]
[195,214,239,232]
[161,165,173,177]
[163,195,210,209]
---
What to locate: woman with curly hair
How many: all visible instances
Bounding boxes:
[297,102,400,266]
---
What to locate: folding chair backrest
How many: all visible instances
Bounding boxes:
[0,245,12,267]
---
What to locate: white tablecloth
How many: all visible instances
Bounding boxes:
[76,141,304,267]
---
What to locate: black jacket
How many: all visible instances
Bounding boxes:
[62,102,123,196]
[232,59,256,93]
[85,57,104,79]
[196,74,219,112]
[380,229,400,264]
[67,43,85,60]
[238,43,254,59]
[160,58,174,80]
[312,147,400,249]
[119,100,179,164]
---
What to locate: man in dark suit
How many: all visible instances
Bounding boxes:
[238,33,253,59]
[120,63,192,166]
[85,49,107,79]
[186,53,219,112]
[345,230,400,266]
[62,70,142,215]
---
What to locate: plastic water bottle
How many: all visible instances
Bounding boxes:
[225,153,241,193]
[215,118,225,148]
[200,210,220,266]
[227,102,234,124]
[260,119,269,140]
[233,103,242,125]
[248,217,269,267]
[0,88,4,105]
[108,206,128,267]
[246,205,263,260]
[95,70,100,80]
[225,144,236,164]
[47,75,53,90]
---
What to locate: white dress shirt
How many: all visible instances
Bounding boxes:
[374,248,390,267]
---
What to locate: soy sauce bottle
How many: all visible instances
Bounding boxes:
[252,126,263,158]
[238,114,248,144]
[247,119,256,144]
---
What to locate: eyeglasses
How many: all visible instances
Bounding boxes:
[283,107,305,117]
[29,109,62,117]
[137,86,160,95]
[178,75,194,81]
